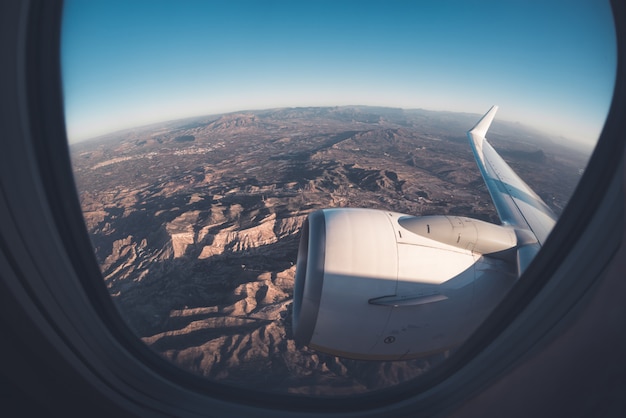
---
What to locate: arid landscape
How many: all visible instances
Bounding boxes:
[70,106,589,395]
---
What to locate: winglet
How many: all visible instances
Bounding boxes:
[469,105,499,138]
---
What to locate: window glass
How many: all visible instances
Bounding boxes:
[62,0,616,395]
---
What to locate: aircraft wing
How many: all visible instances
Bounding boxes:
[467,106,557,264]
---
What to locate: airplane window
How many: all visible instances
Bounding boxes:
[60,0,616,395]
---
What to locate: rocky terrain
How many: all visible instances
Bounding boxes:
[70,106,589,395]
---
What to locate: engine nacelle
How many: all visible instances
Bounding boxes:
[293,208,518,360]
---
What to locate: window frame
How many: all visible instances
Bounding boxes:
[0,0,624,416]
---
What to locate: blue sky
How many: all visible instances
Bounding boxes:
[61,0,616,145]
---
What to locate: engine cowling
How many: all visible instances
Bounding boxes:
[293,208,518,360]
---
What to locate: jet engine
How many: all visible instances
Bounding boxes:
[293,208,520,360]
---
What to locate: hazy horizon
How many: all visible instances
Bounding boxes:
[66,104,596,155]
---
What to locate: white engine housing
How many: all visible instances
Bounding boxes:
[293,208,518,360]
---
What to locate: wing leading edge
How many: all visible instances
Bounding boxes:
[468,106,557,272]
